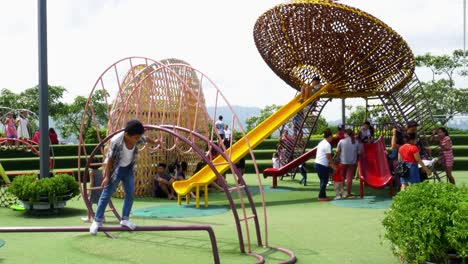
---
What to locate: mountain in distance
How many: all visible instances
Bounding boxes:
[206,105,261,129]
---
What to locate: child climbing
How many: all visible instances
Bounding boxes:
[90,120,158,235]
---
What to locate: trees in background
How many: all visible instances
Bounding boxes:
[53,90,108,141]
[0,85,66,117]
[416,49,468,125]
[0,86,108,142]
[245,104,281,132]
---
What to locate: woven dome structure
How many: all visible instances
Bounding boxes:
[79,57,209,197]
[253,0,415,98]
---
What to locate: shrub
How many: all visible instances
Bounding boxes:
[382,182,468,263]
[85,127,107,144]
[8,174,80,203]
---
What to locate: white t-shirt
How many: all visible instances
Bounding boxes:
[315,139,332,167]
[215,120,225,135]
[272,157,280,169]
[224,128,231,139]
[119,144,135,167]
[107,131,136,167]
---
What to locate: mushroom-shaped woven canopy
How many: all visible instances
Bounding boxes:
[253,0,415,97]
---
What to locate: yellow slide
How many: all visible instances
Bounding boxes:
[0,163,10,185]
[173,87,326,200]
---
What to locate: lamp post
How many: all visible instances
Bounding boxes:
[38,0,49,179]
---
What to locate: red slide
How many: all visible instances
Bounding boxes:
[263,147,318,188]
[358,137,395,198]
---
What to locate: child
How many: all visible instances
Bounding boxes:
[299,76,321,103]
[272,152,280,169]
[90,120,158,235]
[437,127,455,184]
[82,158,104,223]
[332,164,344,199]
[16,111,30,140]
[176,161,188,180]
[4,112,17,139]
[298,163,307,186]
[359,121,372,143]
[154,163,176,200]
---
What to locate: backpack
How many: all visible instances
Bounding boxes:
[394,161,409,178]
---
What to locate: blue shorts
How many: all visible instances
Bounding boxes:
[400,162,420,184]
[7,135,17,139]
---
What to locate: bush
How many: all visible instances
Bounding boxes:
[85,127,107,144]
[8,174,80,203]
[382,182,468,263]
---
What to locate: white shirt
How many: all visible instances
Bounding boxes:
[107,132,136,167]
[315,139,332,167]
[224,128,231,138]
[16,116,29,139]
[215,120,225,135]
[272,157,280,169]
[119,143,135,167]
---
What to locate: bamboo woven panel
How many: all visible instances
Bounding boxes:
[253,0,415,97]
[109,60,208,198]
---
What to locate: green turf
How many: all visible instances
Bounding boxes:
[0,172,467,264]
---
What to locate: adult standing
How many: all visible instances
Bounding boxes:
[215,115,225,140]
[398,133,432,191]
[314,130,336,201]
[336,129,360,198]
[16,110,30,140]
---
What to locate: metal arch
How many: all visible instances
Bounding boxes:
[82,125,251,253]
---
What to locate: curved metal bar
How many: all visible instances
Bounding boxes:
[0,225,221,264]
[272,247,298,264]
[82,125,247,253]
[248,253,265,264]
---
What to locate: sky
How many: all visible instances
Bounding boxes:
[0,0,466,122]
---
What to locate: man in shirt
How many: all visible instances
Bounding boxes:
[215,115,225,140]
[314,130,336,201]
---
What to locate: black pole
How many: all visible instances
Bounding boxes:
[38,0,49,179]
[341,98,346,127]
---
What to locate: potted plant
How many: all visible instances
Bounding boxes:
[8,174,80,210]
[382,182,467,264]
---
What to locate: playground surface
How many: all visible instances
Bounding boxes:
[1,171,466,264]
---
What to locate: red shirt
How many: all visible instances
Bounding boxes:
[49,132,59,144]
[398,144,419,163]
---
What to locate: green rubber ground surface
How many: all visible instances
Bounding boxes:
[0,171,466,264]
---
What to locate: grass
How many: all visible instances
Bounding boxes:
[0,171,467,264]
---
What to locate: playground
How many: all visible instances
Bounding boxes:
[1,0,467,263]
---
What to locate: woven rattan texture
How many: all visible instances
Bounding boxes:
[109,60,209,197]
[253,0,415,97]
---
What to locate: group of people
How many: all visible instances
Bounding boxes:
[2,110,59,145]
[390,121,455,189]
[3,111,30,141]
[275,118,455,202]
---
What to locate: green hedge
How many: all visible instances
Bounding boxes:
[0,144,97,159]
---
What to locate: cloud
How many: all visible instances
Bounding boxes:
[0,0,465,122]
